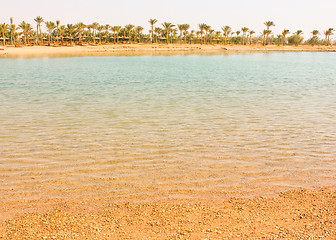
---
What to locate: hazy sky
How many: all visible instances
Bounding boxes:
[2,0,335,38]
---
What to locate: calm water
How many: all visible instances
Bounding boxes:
[1,52,336,202]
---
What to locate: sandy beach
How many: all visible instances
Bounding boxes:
[0,187,335,239]
[1,44,336,57]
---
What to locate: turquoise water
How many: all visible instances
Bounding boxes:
[1,52,336,202]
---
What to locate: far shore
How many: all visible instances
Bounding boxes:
[1,44,336,57]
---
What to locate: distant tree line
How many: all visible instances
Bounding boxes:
[0,18,334,46]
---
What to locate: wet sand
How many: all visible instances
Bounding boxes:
[1,44,336,58]
[0,187,335,239]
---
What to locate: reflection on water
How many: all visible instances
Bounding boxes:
[0,53,336,203]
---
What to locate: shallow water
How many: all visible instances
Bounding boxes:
[1,52,336,202]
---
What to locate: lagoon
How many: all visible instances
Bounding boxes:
[1,52,336,203]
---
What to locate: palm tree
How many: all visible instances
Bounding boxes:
[91,22,99,43]
[171,28,178,43]
[221,26,231,45]
[162,22,174,44]
[45,21,56,45]
[110,26,116,43]
[103,24,110,42]
[28,29,35,45]
[125,24,134,43]
[311,30,319,46]
[208,29,215,44]
[182,24,190,43]
[262,29,271,45]
[293,30,303,46]
[86,24,93,43]
[324,28,334,46]
[55,20,60,42]
[149,19,157,43]
[59,25,65,44]
[34,16,43,44]
[281,29,290,46]
[264,21,275,45]
[241,27,249,45]
[264,21,275,30]
[9,18,19,45]
[177,24,184,44]
[213,31,221,44]
[198,23,207,44]
[135,26,144,43]
[97,25,104,44]
[111,26,120,44]
[0,23,9,46]
[203,24,211,44]
[235,30,241,44]
[187,30,194,44]
[19,21,32,45]
[266,30,273,45]
[76,22,86,44]
[154,27,162,43]
[276,35,282,45]
[248,30,255,45]
[66,24,75,45]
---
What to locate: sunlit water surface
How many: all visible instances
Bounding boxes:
[1,52,336,203]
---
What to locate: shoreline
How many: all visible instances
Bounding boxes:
[1,187,335,239]
[1,44,336,58]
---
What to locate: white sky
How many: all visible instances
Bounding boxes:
[2,0,336,39]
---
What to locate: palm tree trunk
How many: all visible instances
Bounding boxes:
[2,32,5,46]
[151,26,154,43]
[39,26,42,43]
[36,25,39,44]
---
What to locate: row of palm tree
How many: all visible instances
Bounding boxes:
[0,17,334,47]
